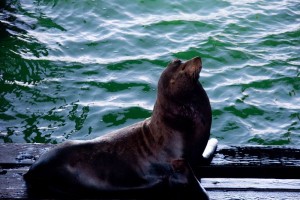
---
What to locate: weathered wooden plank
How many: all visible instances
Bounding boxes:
[0,143,53,166]
[203,178,300,200]
[0,168,28,199]
[196,165,300,179]
[208,191,300,200]
[212,145,300,167]
[195,145,300,179]
[201,178,300,191]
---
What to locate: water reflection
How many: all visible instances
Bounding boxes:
[102,107,151,127]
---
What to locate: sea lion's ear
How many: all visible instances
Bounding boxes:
[168,59,181,67]
[172,59,181,65]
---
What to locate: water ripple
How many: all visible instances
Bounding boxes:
[1,0,299,144]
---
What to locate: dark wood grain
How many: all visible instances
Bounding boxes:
[195,145,300,179]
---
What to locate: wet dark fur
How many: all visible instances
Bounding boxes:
[24,57,215,199]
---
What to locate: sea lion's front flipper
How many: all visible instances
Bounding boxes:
[201,138,218,165]
[169,159,209,200]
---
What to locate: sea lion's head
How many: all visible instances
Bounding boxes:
[158,56,203,102]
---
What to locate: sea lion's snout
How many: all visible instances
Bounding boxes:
[188,56,202,69]
[191,56,202,64]
[183,56,202,80]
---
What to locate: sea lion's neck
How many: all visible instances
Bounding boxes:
[148,100,184,159]
[150,98,175,131]
[151,97,195,133]
[149,90,212,165]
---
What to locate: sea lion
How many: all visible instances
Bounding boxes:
[24,57,217,199]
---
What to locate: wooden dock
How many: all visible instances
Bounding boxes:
[0,143,300,199]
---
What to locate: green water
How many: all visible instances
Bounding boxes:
[0,0,299,145]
